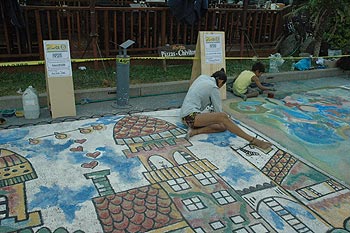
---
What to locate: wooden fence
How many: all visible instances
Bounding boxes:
[0,2,290,61]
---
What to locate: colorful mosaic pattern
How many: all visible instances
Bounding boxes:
[0,109,349,232]
[223,87,350,185]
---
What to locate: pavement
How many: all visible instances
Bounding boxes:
[1,68,350,233]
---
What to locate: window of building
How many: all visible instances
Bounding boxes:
[182,196,206,211]
[230,215,245,224]
[193,227,205,233]
[0,196,8,219]
[209,220,225,230]
[195,171,218,186]
[167,178,190,192]
[212,190,236,205]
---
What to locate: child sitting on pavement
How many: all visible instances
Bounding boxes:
[232,62,275,101]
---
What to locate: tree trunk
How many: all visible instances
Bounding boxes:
[313,39,322,57]
[312,10,328,57]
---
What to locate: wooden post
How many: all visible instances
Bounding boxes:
[90,0,99,69]
[190,31,227,99]
[240,0,249,57]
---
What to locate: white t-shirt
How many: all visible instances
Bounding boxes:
[180,75,222,118]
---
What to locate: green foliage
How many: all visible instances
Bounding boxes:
[324,16,350,50]
[290,0,350,55]
[0,59,294,97]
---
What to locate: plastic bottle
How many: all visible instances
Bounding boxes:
[22,86,40,119]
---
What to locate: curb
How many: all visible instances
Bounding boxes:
[0,68,348,110]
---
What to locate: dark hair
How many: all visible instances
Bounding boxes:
[252,62,265,73]
[212,68,227,86]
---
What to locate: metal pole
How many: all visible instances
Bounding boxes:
[113,40,134,108]
[116,54,130,106]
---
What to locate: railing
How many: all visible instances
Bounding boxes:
[0,2,290,61]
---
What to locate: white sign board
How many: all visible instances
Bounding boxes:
[43,40,76,118]
[43,40,72,78]
[204,34,223,64]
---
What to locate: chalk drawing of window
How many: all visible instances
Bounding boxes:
[167,178,191,192]
[149,155,173,170]
[0,195,8,219]
[209,220,225,230]
[249,223,269,232]
[173,151,196,164]
[233,227,249,232]
[182,196,207,211]
[212,190,236,205]
[230,215,246,224]
[193,227,206,233]
[195,171,218,186]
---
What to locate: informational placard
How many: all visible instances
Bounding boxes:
[190,31,226,99]
[43,40,76,118]
[204,34,223,64]
[44,41,72,78]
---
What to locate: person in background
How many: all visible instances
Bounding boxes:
[232,62,275,101]
[180,68,272,150]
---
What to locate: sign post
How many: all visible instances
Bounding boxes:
[114,39,135,108]
[191,31,226,99]
[43,40,76,118]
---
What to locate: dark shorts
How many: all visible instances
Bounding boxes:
[182,112,200,128]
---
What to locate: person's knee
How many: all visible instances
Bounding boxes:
[209,123,226,132]
[218,112,230,119]
[217,123,226,131]
[217,112,231,124]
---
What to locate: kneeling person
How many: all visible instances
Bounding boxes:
[232,62,275,101]
[180,68,272,150]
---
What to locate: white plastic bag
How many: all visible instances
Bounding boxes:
[269,53,285,73]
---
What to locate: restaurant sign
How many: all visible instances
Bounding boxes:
[158,44,196,57]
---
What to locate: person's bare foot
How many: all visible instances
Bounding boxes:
[185,128,195,140]
[250,137,272,150]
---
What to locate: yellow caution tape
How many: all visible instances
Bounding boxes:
[0,60,45,67]
[116,57,130,64]
[0,55,348,67]
[72,58,115,63]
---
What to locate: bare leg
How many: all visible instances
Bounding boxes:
[246,91,259,98]
[188,123,226,138]
[193,112,272,150]
[234,91,258,101]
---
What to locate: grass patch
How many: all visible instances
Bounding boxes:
[0,59,294,97]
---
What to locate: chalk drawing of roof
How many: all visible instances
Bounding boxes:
[92,183,184,232]
[0,149,41,231]
[113,115,186,145]
[0,148,37,187]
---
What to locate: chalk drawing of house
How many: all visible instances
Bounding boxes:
[85,115,273,232]
[0,148,42,232]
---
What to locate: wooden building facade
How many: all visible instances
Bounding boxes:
[0,0,291,61]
